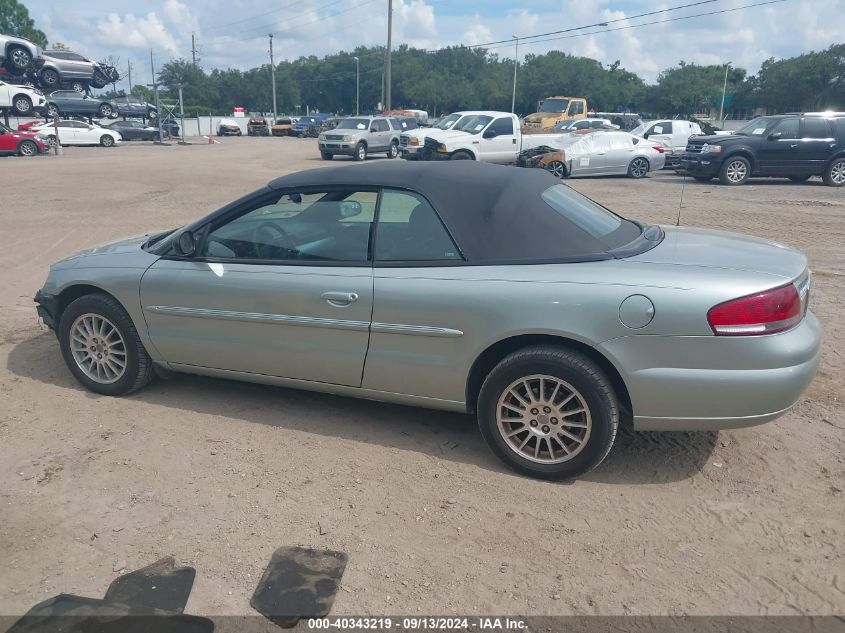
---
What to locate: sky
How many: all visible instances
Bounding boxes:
[22,0,845,93]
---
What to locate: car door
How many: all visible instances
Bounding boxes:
[479,116,517,163]
[363,189,466,400]
[63,91,85,113]
[797,117,836,174]
[603,133,637,173]
[756,117,800,174]
[573,134,610,175]
[645,121,673,152]
[140,188,376,387]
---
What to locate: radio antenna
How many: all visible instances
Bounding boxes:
[676,161,687,226]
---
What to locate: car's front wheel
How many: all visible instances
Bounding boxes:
[477,346,619,480]
[719,156,750,185]
[100,134,114,147]
[70,81,86,93]
[12,94,33,115]
[321,151,333,160]
[58,294,154,396]
[354,142,367,161]
[18,139,38,156]
[822,158,845,187]
[4,45,31,73]
[545,160,567,178]
[99,103,113,118]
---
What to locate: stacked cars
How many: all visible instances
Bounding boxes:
[0,79,46,115]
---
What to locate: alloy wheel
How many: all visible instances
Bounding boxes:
[726,159,748,184]
[14,97,31,113]
[496,374,592,464]
[545,161,566,178]
[10,48,31,68]
[630,157,648,178]
[69,313,127,384]
[831,160,845,185]
[19,141,36,156]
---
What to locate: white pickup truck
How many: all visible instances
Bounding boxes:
[416,112,562,163]
[400,110,484,159]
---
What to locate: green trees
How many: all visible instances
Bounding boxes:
[648,62,746,116]
[751,44,845,112]
[0,0,47,47]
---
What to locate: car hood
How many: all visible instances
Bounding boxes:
[627,225,806,280]
[524,112,562,123]
[51,234,153,268]
[688,134,744,144]
[429,129,477,144]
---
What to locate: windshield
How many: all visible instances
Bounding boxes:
[456,115,493,135]
[336,118,370,130]
[630,122,650,136]
[539,98,569,113]
[734,117,779,136]
[434,113,461,130]
[553,120,576,130]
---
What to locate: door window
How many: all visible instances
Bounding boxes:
[488,117,514,136]
[375,190,461,262]
[802,118,832,139]
[371,119,389,132]
[609,134,634,150]
[199,190,376,263]
[770,118,799,138]
[650,122,672,135]
[568,101,584,116]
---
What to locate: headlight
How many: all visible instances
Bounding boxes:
[410,137,420,146]
[342,135,353,142]
[700,143,722,154]
[318,134,326,140]
[436,143,447,153]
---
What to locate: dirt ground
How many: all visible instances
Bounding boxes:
[0,137,843,621]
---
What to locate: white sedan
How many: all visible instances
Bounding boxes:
[32,120,122,147]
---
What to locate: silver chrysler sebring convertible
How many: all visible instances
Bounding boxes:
[35,162,820,479]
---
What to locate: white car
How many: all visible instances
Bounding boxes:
[551,118,618,132]
[32,120,122,147]
[632,119,703,166]
[0,79,46,116]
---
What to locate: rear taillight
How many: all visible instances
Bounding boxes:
[653,145,665,153]
[707,283,801,336]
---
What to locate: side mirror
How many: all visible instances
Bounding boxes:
[768,132,782,140]
[174,230,196,257]
[483,129,497,139]
[340,200,362,218]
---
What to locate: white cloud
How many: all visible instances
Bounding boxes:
[95,12,180,54]
[462,20,493,46]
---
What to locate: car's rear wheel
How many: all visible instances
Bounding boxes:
[822,158,845,187]
[100,134,114,147]
[4,45,31,73]
[18,140,38,156]
[70,81,86,93]
[58,294,154,396]
[545,160,567,179]
[99,103,113,118]
[627,157,649,178]
[354,142,367,161]
[321,151,333,160]
[40,68,60,87]
[789,175,811,182]
[387,141,399,158]
[477,346,619,480]
[12,94,32,115]
[719,156,750,185]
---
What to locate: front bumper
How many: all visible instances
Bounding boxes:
[318,141,355,155]
[676,152,722,177]
[598,313,822,431]
[34,290,58,330]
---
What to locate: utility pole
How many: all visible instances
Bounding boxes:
[385,0,392,111]
[177,83,186,144]
[151,49,163,143]
[719,61,731,124]
[269,33,277,122]
[354,56,359,115]
[127,60,133,93]
[191,33,197,66]
[511,36,519,114]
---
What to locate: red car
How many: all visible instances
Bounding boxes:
[0,122,47,156]
[16,119,47,132]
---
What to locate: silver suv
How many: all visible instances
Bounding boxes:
[318,116,400,161]
[39,50,118,92]
[0,33,44,75]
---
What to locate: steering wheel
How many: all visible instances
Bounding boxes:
[251,222,296,258]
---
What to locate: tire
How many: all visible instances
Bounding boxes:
[99,103,113,118]
[627,156,649,178]
[40,68,60,87]
[58,293,154,396]
[354,142,367,161]
[70,81,86,93]
[477,346,619,480]
[18,139,38,156]
[4,45,32,73]
[450,151,472,160]
[545,160,567,179]
[693,176,712,182]
[100,134,114,147]
[822,158,845,187]
[789,175,811,183]
[12,94,33,115]
[387,141,399,159]
[44,134,57,149]
[719,156,750,185]
[321,151,333,160]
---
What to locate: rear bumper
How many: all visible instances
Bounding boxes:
[598,313,822,431]
[34,290,58,330]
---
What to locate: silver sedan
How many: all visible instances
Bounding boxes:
[34,162,820,479]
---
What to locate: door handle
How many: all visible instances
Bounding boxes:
[790,144,798,148]
[321,291,359,306]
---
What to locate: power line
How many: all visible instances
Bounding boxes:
[220,0,368,41]
[202,0,329,34]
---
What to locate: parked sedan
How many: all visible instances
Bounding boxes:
[46,90,118,119]
[31,119,121,147]
[112,95,157,119]
[103,120,160,141]
[0,121,47,156]
[217,118,242,136]
[271,117,293,136]
[518,130,666,178]
[34,162,820,480]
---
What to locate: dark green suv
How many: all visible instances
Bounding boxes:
[679,113,845,186]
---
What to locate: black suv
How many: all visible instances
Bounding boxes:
[679,113,845,186]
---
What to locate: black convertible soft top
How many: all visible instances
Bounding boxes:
[268,161,644,263]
